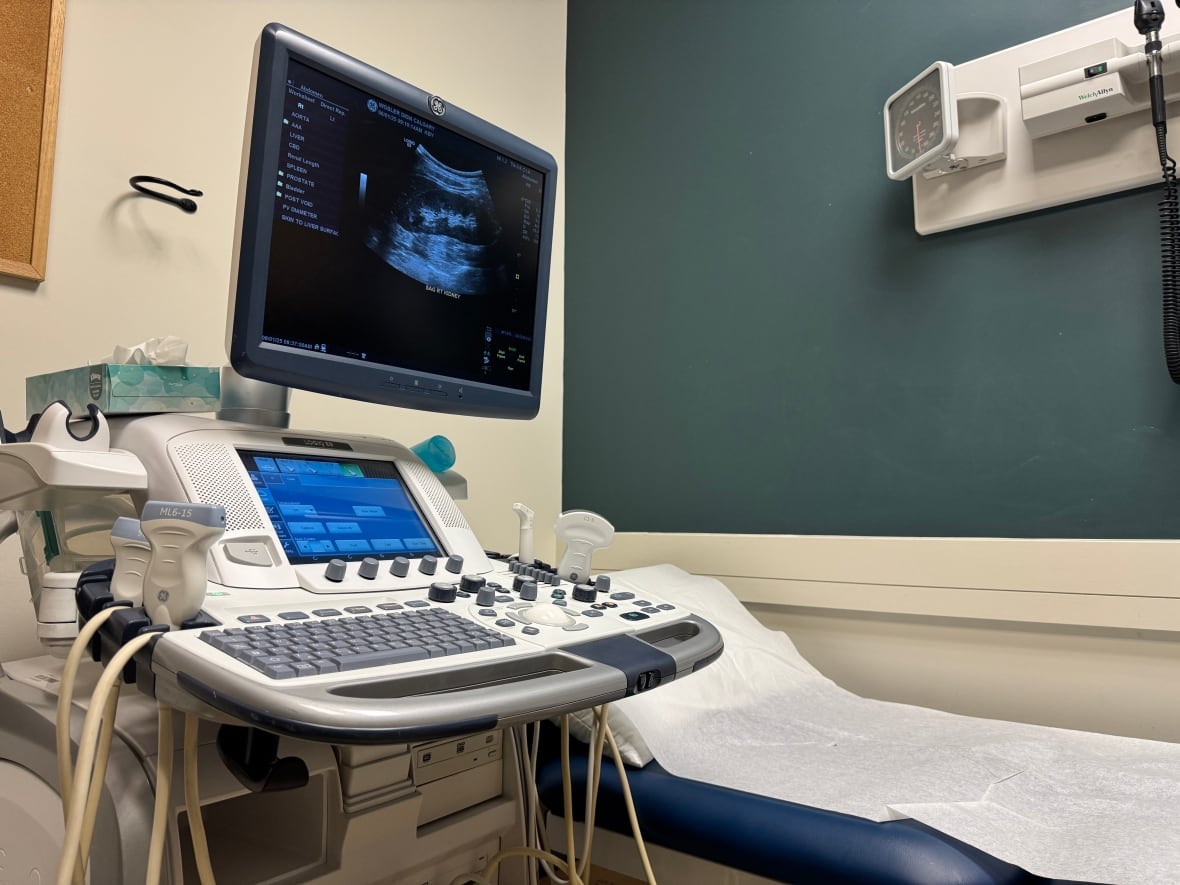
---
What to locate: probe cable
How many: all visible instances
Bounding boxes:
[55,605,122,885]
[463,707,657,885]
[56,631,157,885]
[184,712,217,884]
[55,618,217,884]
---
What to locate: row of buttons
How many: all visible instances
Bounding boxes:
[323,553,464,583]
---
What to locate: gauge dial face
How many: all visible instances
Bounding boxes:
[893,71,942,165]
[884,63,954,179]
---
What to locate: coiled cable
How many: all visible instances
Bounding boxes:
[1156,123,1180,383]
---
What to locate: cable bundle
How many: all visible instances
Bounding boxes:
[54,612,217,884]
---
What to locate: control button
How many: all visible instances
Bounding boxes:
[495,595,513,603]
[479,608,498,617]
[312,608,342,617]
[277,611,309,620]
[428,582,458,603]
[223,540,273,567]
[573,583,597,604]
[324,559,347,582]
[405,600,430,608]
[519,581,538,601]
[633,600,652,607]
[581,609,604,618]
[593,575,612,592]
[563,622,590,632]
[476,586,497,606]
[609,592,635,601]
[552,599,568,607]
[419,555,438,575]
[512,575,529,592]
[390,556,411,578]
[591,603,607,610]
[237,614,270,624]
[377,603,404,611]
[522,626,541,636]
[658,603,675,611]
[495,618,516,628]
[358,557,380,580]
[445,554,464,574]
[600,601,618,609]
[486,582,503,591]
[643,606,660,614]
[344,605,372,614]
[621,611,650,621]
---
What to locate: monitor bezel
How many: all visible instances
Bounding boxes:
[226,23,556,419]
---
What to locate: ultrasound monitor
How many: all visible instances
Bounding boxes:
[227,23,557,418]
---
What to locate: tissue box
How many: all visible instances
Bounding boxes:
[26,364,221,418]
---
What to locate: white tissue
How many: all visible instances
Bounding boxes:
[107,336,189,365]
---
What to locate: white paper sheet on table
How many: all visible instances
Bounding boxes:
[583,565,1180,885]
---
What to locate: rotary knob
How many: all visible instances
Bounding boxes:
[445,554,464,574]
[460,574,486,594]
[519,580,538,601]
[593,575,611,592]
[573,583,597,604]
[476,586,497,606]
[358,557,380,580]
[390,556,410,578]
[419,555,438,575]
[324,559,347,583]
[428,582,457,603]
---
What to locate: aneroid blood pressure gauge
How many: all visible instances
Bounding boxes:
[884,61,958,180]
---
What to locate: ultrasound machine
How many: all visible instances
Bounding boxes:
[0,24,721,884]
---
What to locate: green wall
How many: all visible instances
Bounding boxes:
[562,0,1180,539]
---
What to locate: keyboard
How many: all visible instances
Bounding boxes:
[199,608,516,679]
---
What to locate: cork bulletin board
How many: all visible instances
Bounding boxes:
[0,0,66,282]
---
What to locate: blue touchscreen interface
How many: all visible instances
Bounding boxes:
[237,449,442,565]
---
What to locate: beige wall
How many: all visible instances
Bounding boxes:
[598,534,1180,742]
[0,0,566,661]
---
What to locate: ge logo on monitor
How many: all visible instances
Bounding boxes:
[366,98,378,112]
[429,95,446,117]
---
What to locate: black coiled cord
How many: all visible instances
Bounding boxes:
[1157,124,1180,383]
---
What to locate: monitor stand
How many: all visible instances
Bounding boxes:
[216,365,291,429]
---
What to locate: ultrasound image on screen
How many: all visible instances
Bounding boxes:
[262,60,545,392]
[364,145,506,296]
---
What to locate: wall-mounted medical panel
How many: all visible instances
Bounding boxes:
[910,9,1180,234]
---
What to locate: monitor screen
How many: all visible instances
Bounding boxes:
[227,24,556,418]
[238,448,442,565]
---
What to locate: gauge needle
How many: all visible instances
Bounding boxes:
[914,121,925,152]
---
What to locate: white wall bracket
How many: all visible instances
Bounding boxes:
[905,10,1180,234]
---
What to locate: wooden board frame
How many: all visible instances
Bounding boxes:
[0,0,67,282]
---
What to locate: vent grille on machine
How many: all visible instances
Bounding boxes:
[403,460,469,529]
[175,444,267,532]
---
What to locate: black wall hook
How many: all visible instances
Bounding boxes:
[129,175,203,213]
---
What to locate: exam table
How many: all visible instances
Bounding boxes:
[535,728,1086,885]
[533,565,1180,885]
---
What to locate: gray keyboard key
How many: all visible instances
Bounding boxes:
[331,646,429,670]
